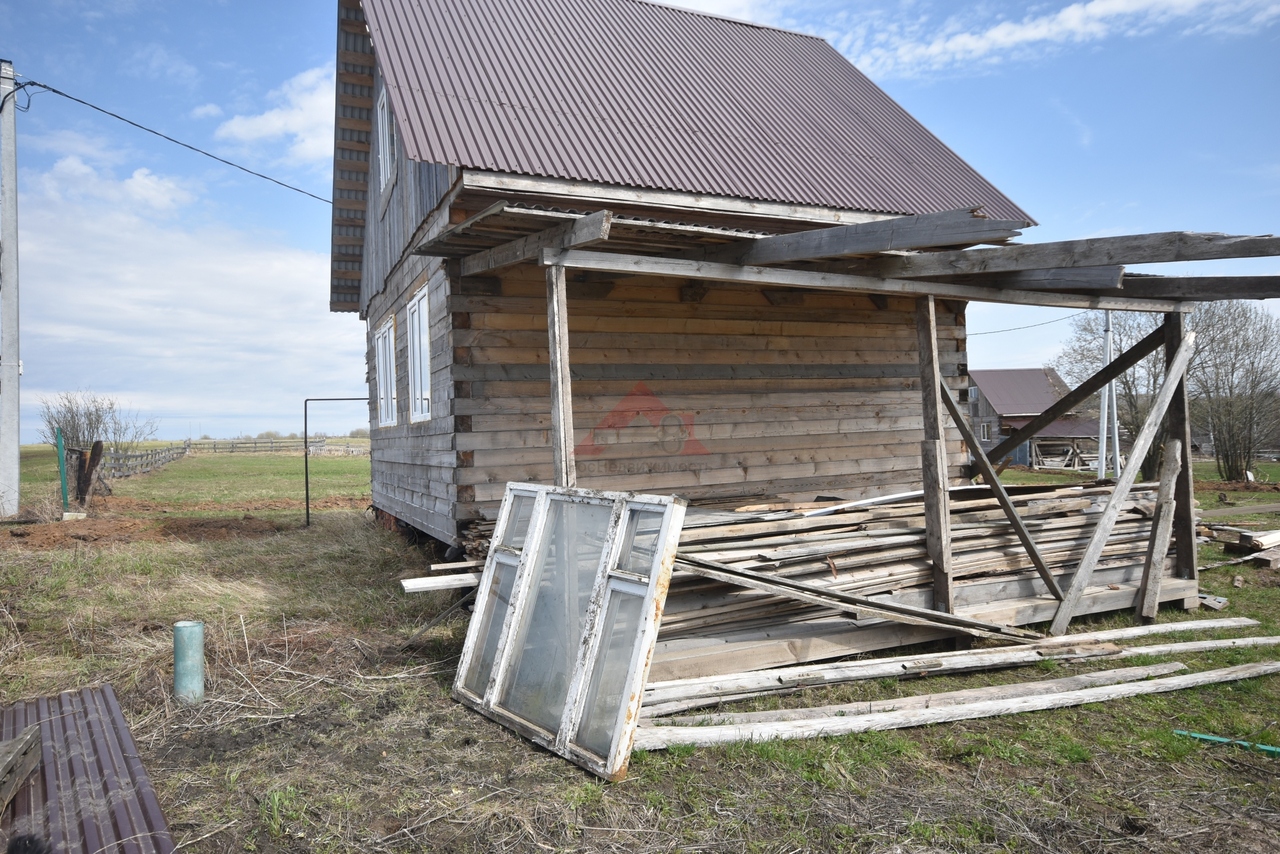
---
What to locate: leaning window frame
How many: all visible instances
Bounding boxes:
[454,483,686,781]
[406,287,430,422]
[373,316,397,427]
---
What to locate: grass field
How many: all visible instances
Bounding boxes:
[1,450,1278,852]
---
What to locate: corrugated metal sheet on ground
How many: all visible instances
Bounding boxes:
[1,685,174,854]
[363,0,1032,222]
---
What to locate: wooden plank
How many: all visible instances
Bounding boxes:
[1111,275,1280,301]
[916,297,954,613]
[546,265,576,487]
[847,232,1280,280]
[987,325,1166,464]
[541,249,1187,313]
[401,573,483,593]
[632,662,1280,749]
[1049,332,1197,635]
[709,208,1027,266]
[945,266,1126,291]
[0,724,40,814]
[1136,440,1183,622]
[667,662,1188,725]
[939,382,1063,600]
[461,210,612,276]
[1165,313,1198,582]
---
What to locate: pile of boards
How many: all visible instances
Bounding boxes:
[645,481,1197,682]
[1205,525,1280,569]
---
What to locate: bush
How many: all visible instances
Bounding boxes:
[39,391,157,455]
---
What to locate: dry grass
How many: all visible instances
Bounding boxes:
[3,452,1280,851]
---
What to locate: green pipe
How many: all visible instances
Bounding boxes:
[174,621,206,705]
[56,428,69,513]
[1174,730,1279,756]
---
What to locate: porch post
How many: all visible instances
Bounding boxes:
[916,296,954,613]
[1164,312,1197,581]
[547,264,577,487]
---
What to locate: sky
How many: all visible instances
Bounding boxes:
[0,0,1277,441]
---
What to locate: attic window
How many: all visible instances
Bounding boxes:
[376,88,396,191]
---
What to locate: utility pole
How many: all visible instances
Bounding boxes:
[1097,311,1113,479]
[0,60,20,517]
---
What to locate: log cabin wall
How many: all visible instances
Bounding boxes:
[449,262,971,523]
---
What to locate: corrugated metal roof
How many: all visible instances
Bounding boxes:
[970,368,1072,417]
[362,0,1032,221]
[1,686,174,854]
[1005,416,1100,439]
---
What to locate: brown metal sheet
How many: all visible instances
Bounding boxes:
[363,0,1032,223]
[970,368,1073,418]
[1,685,174,854]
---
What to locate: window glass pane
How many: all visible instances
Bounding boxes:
[574,590,645,758]
[615,508,665,577]
[500,493,536,549]
[500,500,612,734]
[461,554,518,697]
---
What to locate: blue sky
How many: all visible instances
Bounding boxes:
[1,0,1277,440]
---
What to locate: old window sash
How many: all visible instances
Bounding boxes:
[375,87,396,191]
[454,483,686,780]
[373,316,397,427]
[406,288,430,422]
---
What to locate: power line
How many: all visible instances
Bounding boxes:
[968,310,1087,337]
[3,77,331,204]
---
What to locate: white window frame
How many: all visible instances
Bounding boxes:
[374,316,397,427]
[407,287,431,422]
[979,421,991,442]
[375,88,396,191]
[455,483,686,781]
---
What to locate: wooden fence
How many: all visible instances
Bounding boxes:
[186,439,368,456]
[103,444,189,478]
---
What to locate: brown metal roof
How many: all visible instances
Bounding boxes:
[1,686,174,854]
[969,368,1072,418]
[362,0,1032,222]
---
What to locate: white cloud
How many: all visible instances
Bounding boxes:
[830,0,1280,78]
[664,0,782,23]
[215,66,335,166]
[17,157,366,440]
[190,103,223,120]
[130,43,200,87]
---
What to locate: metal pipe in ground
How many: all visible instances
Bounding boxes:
[173,620,205,705]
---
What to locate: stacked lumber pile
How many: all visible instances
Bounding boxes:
[648,482,1192,680]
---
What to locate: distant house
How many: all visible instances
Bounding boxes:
[968,368,1099,469]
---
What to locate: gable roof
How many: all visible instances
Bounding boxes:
[969,368,1072,418]
[362,0,1032,221]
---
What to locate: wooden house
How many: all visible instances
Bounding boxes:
[969,368,1100,469]
[329,0,1280,672]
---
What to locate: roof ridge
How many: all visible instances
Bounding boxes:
[625,0,826,40]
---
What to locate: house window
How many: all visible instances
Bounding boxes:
[407,287,430,422]
[376,88,397,190]
[979,422,991,442]
[374,316,397,427]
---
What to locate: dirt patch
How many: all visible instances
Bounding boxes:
[160,515,282,541]
[1199,480,1280,494]
[3,514,286,549]
[102,495,367,514]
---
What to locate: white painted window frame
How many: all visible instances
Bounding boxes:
[374,316,397,427]
[979,421,990,442]
[376,87,396,191]
[406,287,430,422]
[454,483,686,781]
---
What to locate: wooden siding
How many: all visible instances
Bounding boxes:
[449,265,970,521]
[329,0,374,312]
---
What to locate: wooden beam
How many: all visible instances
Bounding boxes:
[546,265,577,487]
[1105,275,1280,301]
[708,207,1027,266]
[846,232,1280,280]
[461,210,612,276]
[632,662,1280,750]
[675,552,1041,644]
[1165,313,1198,581]
[916,297,954,613]
[938,383,1064,601]
[1136,439,1183,622]
[1048,332,1197,635]
[412,200,509,257]
[541,249,1187,313]
[925,266,1125,291]
[986,325,1166,464]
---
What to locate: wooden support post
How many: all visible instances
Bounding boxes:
[1165,313,1198,581]
[1049,332,1197,635]
[546,265,577,487]
[1136,439,1184,622]
[938,385,1064,600]
[916,296,953,613]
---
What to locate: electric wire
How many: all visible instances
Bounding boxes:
[1,76,330,204]
[968,310,1087,336]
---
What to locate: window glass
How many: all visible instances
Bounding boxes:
[461,554,518,696]
[500,500,612,734]
[374,317,396,427]
[500,493,536,549]
[574,589,645,758]
[614,508,665,578]
[407,289,430,422]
